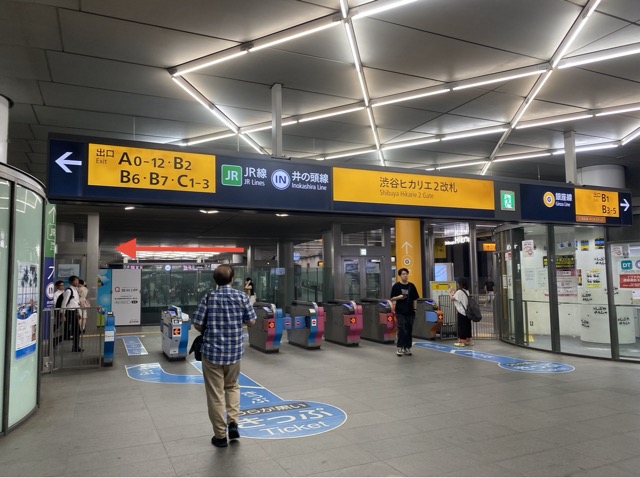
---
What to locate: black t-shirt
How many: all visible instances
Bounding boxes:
[246,281,255,296]
[485,280,495,292]
[391,281,419,315]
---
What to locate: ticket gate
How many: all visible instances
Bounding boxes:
[249,302,284,353]
[359,298,396,343]
[322,299,363,346]
[413,298,443,340]
[285,300,325,349]
[160,305,191,360]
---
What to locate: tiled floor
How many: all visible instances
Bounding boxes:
[2,328,640,477]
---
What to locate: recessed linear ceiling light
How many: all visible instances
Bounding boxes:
[240,135,264,154]
[595,105,640,117]
[551,0,601,68]
[493,153,552,163]
[381,138,440,151]
[552,142,619,155]
[622,127,640,146]
[372,88,449,108]
[352,0,418,19]
[298,106,364,123]
[276,213,289,217]
[171,77,211,110]
[187,132,236,146]
[324,147,377,160]
[559,43,640,69]
[344,22,361,72]
[124,206,135,210]
[442,127,507,141]
[171,50,247,77]
[436,160,488,170]
[199,210,219,214]
[511,71,554,126]
[248,18,341,52]
[452,70,544,91]
[516,114,593,130]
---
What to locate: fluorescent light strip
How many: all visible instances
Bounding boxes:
[622,127,640,146]
[187,132,237,146]
[511,71,554,126]
[596,105,640,117]
[249,19,340,52]
[559,44,640,69]
[210,107,239,133]
[378,150,385,166]
[352,0,418,19]
[344,22,362,72]
[241,124,271,134]
[298,106,364,123]
[442,127,507,141]
[172,50,247,77]
[372,88,449,107]
[381,138,440,151]
[356,69,370,106]
[324,147,377,160]
[551,0,601,68]
[340,0,349,18]
[453,70,544,91]
[366,107,380,149]
[171,77,211,109]
[516,113,592,129]
[552,142,619,155]
[436,160,488,170]
[240,134,265,154]
[493,153,551,163]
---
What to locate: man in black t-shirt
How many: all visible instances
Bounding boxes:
[391,268,420,356]
[484,276,495,305]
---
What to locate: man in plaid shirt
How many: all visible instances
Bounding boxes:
[194,265,256,448]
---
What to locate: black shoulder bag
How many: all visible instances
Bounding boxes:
[189,293,209,361]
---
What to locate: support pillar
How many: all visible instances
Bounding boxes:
[271,83,283,158]
[0,95,11,165]
[564,131,577,184]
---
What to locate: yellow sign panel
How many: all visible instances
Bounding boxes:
[333,168,494,210]
[575,189,619,217]
[88,144,216,194]
[482,243,497,252]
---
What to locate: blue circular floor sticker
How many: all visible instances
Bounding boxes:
[238,400,347,440]
[499,360,575,373]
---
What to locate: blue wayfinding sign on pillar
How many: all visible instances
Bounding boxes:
[126,362,347,439]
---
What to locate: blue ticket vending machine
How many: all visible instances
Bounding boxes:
[161,305,191,360]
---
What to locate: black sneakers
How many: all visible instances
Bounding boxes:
[228,422,240,441]
[211,436,228,448]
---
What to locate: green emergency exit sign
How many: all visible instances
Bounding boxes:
[501,190,515,211]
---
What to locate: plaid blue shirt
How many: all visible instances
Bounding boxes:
[193,285,257,365]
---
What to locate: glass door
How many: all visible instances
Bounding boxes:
[342,257,384,301]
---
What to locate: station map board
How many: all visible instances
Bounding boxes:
[48,135,632,227]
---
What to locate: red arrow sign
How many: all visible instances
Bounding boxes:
[116,238,244,260]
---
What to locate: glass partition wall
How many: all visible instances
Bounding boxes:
[495,223,637,361]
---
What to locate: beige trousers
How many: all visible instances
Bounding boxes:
[202,357,241,439]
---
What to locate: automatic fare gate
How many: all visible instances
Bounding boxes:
[322,299,363,346]
[285,300,325,349]
[249,302,284,353]
[359,298,395,343]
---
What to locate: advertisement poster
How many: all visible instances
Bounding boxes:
[112,269,141,325]
[16,262,39,359]
[586,269,602,288]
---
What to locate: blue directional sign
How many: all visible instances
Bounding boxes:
[414,342,575,373]
[126,362,347,439]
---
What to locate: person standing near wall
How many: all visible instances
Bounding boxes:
[449,277,472,347]
[194,265,256,448]
[390,268,419,357]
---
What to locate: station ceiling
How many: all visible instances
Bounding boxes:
[2,0,640,259]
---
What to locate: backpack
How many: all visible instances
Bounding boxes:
[462,290,482,322]
[55,287,73,308]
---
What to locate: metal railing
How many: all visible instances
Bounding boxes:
[40,307,106,372]
[436,293,498,340]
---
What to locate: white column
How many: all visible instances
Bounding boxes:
[271,83,283,157]
[577,164,625,188]
[564,131,577,184]
[0,95,11,164]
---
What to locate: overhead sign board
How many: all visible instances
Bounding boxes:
[48,135,632,226]
[87,143,216,194]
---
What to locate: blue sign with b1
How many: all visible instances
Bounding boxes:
[126,362,347,439]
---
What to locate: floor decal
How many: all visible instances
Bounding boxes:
[126,361,347,439]
[120,335,148,356]
[415,342,575,373]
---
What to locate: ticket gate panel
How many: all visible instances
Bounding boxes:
[161,306,191,360]
[322,300,363,346]
[286,301,324,349]
[249,302,283,353]
[413,298,442,340]
[360,299,396,343]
